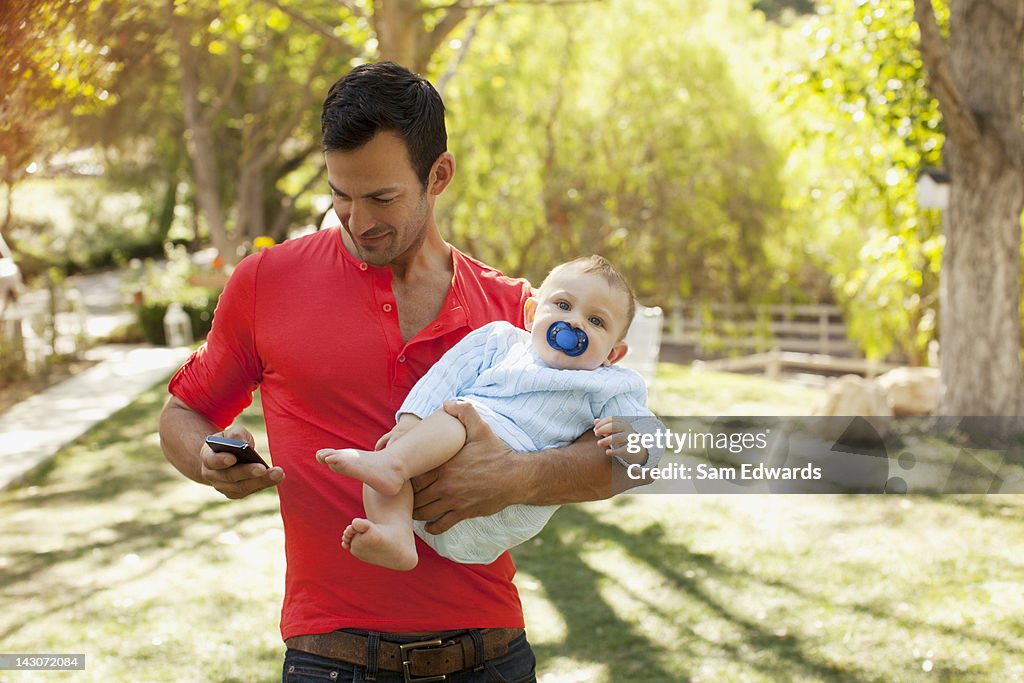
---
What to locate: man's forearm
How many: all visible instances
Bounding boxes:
[159,396,218,485]
[509,430,614,506]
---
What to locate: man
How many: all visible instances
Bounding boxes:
[159,61,616,682]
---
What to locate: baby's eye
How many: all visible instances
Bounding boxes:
[557,301,570,311]
[589,316,604,327]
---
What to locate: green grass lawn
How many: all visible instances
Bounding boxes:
[1,364,1022,682]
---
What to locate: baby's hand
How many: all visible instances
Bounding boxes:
[594,416,646,465]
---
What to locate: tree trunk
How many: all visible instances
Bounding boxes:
[373,0,471,73]
[916,0,1024,416]
[1,180,13,243]
[937,0,1024,416]
[940,161,1024,415]
[373,0,420,68]
[171,3,232,260]
[236,161,266,245]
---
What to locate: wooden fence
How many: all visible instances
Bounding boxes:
[661,302,858,357]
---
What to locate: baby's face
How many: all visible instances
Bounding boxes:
[527,270,630,370]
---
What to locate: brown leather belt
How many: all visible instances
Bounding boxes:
[285,628,523,681]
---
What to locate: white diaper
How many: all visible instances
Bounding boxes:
[415,502,560,564]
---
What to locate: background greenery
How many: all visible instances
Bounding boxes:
[2,0,958,363]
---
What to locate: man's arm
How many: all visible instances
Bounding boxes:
[411,400,620,534]
[159,396,284,499]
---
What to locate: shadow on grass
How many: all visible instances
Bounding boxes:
[0,498,228,594]
[0,384,281,647]
[519,505,871,682]
[0,499,263,642]
[936,493,1024,519]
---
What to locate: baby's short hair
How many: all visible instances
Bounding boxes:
[541,255,637,338]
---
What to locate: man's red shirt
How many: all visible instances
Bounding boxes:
[168,228,533,638]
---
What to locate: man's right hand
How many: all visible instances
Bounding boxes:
[200,425,284,499]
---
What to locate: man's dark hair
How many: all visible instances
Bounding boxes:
[321,61,447,188]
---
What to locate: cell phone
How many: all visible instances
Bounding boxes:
[205,435,269,468]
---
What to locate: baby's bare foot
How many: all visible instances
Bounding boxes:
[316,448,405,496]
[342,518,418,571]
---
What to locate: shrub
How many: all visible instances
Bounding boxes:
[128,245,224,346]
[136,295,219,346]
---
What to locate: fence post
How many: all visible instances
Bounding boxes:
[0,310,28,384]
[767,346,782,380]
[818,307,830,355]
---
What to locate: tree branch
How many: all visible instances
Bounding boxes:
[338,0,366,19]
[256,43,333,168]
[435,7,492,97]
[428,0,600,9]
[257,0,361,53]
[269,165,326,240]
[278,140,322,176]
[913,0,981,153]
[206,41,243,121]
[416,5,470,73]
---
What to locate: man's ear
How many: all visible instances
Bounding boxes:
[523,297,538,331]
[604,341,629,366]
[428,151,456,196]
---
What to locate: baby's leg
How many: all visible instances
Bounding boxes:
[318,409,467,496]
[343,482,418,571]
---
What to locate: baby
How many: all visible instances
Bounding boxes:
[317,255,660,570]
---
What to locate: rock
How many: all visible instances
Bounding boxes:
[875,366,940,416]
[811,374,893,440]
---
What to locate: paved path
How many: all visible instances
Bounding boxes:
[0,344,191,491]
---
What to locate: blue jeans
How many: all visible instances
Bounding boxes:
[282,631,537,683]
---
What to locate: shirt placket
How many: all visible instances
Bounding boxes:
[357,262,405,399]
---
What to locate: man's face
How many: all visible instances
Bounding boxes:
[526,269,630,371]
[325,131,431,267]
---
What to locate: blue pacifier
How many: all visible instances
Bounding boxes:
[546,321,589,357]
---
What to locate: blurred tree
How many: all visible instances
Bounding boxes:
[156,0,594,260]
[166,0,356,260]
[915,0,1024,416]
[770,0,945,364]
[753,0,816,21]
[442,0,789,306]
[0,0,117,243]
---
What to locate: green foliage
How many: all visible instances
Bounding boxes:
[136,297,217,346]
[0,0,119,187]
[3,0,971,368]
[443,0,792,306]
[770,0,946,362]
[754,0,816,21]
[0,318,29,384]
[10,178,167,277]
[128,246,221,344]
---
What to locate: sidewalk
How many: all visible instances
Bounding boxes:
[0,344,192,491]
